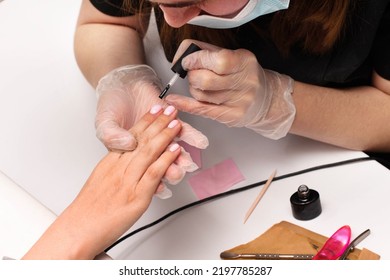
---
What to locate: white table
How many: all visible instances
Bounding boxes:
[0,170,56,259]
[1,0,389,260]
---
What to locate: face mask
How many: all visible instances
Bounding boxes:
[187,0,290,29]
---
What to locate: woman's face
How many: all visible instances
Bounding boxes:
[149,0,250,28]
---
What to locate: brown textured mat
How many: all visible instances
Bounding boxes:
[221,221,379,260]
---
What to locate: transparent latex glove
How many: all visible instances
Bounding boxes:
[165,41,296,140]
[96,65,209,197]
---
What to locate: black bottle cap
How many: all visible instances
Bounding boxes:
[171,43,201,78]
[290,185,322,220]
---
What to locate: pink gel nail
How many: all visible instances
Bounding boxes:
[150,104,162,114]
[168,119,179,128]
[163,105,175,116]
[169,143,180,152]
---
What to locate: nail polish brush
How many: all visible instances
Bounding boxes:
[159,43,201,99]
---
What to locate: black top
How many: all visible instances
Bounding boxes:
[90,0,390,88]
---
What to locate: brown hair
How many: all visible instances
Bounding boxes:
[123,0,353,58]
[270,0,353,54]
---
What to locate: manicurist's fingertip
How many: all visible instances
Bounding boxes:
[155,186,173,199]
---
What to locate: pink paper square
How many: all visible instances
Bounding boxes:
[188,158,245,199]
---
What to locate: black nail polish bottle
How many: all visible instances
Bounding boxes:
[290,185,322,220]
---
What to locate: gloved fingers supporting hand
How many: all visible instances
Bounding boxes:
[95,64,210,196]
[159,145,198,185]
[178,121,209,149]
[155,182,173,200]
[96,64,209,150]
[96,65,163,96]
[154,144,199,200]
[96,65,165,151]
[95,119,138,151]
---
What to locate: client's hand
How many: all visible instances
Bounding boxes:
[95,65,209,193]
[22,104,182,259]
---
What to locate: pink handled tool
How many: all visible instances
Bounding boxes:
[313,225,351,260]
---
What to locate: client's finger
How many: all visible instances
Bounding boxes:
[138,142,182,198]
[122,112,182,184]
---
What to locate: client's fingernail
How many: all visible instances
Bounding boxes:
[156,187,173,199]
[169,143,180,152]
[163,105,175,116]
[150,104,162,114]
[168,119,179,129]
